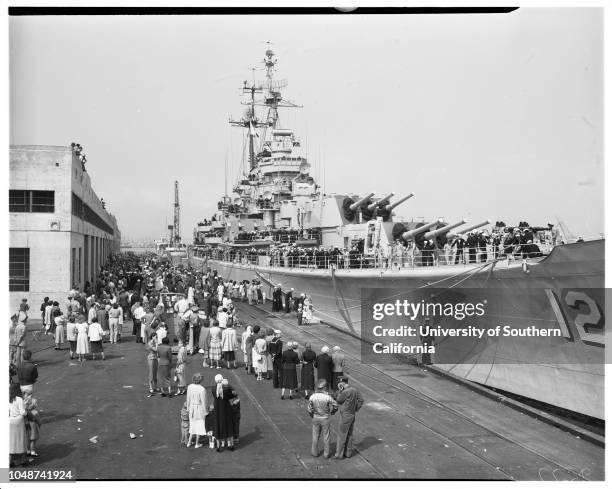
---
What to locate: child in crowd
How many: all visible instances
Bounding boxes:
[180,401,189,445]
[23,392,41,457]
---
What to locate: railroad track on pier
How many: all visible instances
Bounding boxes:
[238,302,595,481]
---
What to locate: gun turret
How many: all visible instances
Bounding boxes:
[424,219,467,240]
[402,219,443,241]
[385,193,414,212]
[349,192,376,211]
[447,219,491,238]
[367,192,395,211]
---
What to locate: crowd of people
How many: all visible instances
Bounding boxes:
[193,225,551,270]
[9,252,363,465]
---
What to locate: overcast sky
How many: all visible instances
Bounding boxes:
[9,8,603,242]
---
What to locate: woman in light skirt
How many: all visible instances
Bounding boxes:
[208,321,222,369]
[9,383,28,467]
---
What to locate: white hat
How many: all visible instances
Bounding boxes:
[332,346,341,352]
[321,346,330,353]
[214,374,224,383]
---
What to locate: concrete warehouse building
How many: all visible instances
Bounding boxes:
[9,144,121,314]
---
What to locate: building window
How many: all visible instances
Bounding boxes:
[71,192,114,235]
[9,190,55,213]
[9,248,30,292]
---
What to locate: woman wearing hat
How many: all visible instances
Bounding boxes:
[300,342,316,398]
[185,373,211,448]
[281,342,300,400]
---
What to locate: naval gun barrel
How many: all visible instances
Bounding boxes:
[402,219,444,241]
[447,219,492,238]
[424,219,467,240]
[349,192,376,211]
[367,192,395,211]
[385,193,414,212]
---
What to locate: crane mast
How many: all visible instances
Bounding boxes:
[173,180,181,247]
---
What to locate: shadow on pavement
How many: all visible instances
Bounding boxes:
[356,435,383,451]
[36,442,75,464]
[238,426,264,449]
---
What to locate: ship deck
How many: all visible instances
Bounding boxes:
[23,302,604,480]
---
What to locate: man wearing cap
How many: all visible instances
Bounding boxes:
[268,330,283,388]
[334,376,364,459]
[307,379,338,458]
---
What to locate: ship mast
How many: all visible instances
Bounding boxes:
[230,72,266,172]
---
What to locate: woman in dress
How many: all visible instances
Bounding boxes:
[302,296,313,324]
[300,342,316,398]
[213,374,236,452]
[198,316,211,368]
[54,313,66,350]
[252,327,269,381]
[281,342,300,400]
[175,343,188,395]
[146,332,158,394]
[221,323,238,369]
[185,373,211,448]
[241,326,253,374]
[208,320,223,369]
[75,317,89,362]
[9,383,27,467]
[66,315,78,360]
[157,336,173,397]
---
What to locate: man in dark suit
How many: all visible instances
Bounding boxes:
[284,288,293,313]
[452,236,466,264]
[314,346,334,388]
[268,330,283,388]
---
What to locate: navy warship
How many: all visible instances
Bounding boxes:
[189,48,605,420]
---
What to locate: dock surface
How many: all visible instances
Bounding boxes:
[23,302,604,480]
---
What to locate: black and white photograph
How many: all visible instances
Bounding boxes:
[4,3,608,484]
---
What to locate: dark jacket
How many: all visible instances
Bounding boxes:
[336,385,364,417]
[18,361,38,386]
[314,353,334,385]
[269,338,283,364]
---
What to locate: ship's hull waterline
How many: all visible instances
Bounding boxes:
[187,239,605,419]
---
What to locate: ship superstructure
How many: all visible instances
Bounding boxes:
[195,47,486,254]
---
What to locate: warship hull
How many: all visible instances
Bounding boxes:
[189,239,605,419]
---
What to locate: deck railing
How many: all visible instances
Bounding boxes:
[192,245,551,270]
